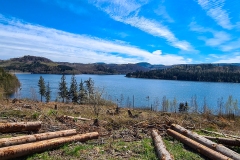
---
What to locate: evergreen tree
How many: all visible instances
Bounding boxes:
[38,76,46,102]
[45,82,51,103]
[179,102,189,113]
[85,78,94,103]
[69,75,78,103]
[79,79,86,104]
[58,74,68,102]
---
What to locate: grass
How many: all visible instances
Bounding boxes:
[164,137,205,160]
[63,143,94,157]
[26,152,54,160]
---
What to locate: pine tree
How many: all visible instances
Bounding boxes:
[85,78,94,103]
[69,75,78,103]
[79,79,86,104]
[45,82,51,103]
[58,74,68,103]
[38,76,46,102]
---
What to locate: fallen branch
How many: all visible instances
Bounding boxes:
[201,129,225,137]
[201,129,240,139]
[0,121,41,133]
[0,129,77,147]
[167,129,232,160]
[171,124,240,159]
[151,129,173,160]
[0,132,99,160]
[63,115,91,121]
[204,136,240,146]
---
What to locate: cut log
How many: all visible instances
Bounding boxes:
[151,129,173,160]
[204,136,240,146]
[167,129,232,160]
[0,132,99,160]
[171,124,240,160]
[0,129,77,147]
[0,121,41,133]
[63,115,91,121]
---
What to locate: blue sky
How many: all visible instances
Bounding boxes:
[0,0,239,65]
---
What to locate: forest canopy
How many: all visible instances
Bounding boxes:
[126,64,240,83]
[0,67,20,96]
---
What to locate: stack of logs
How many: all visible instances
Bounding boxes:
[152,124,240,160]
[0,121,99,160]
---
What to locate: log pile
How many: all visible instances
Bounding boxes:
[0,121,99,160]
[0,129,77,147]
[0,132,99,160]
[167,124,240,160]
[167,129,232,160]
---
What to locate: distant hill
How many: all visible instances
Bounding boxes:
[0,55,150,74]
[10,55,53,63]
[126,63,240,83]
[0,55,76,74]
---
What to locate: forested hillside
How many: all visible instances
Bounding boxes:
[0,67,20,96]
[0,55,149,74]
[126,64,240,83]
[0,56,76,74]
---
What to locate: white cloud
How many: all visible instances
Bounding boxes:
[0,14,190,65]
[215,56,240,63]
[91,0,195,51]
[205,31,231,46]
[190,21,231,47]
[152,50,162,55]
[219,38,240,52]
[197,0,234,29]
[154,5,174,23]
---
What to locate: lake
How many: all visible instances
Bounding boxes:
[14,74,240,113]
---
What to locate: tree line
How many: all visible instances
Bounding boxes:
[0,67,20,98]
[38,75,103,105]
[126,64,240,83]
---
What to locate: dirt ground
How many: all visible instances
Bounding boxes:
[0,99,240,160]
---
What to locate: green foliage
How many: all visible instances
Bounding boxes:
[45,82,51,103]
[141,138,157,160]
[47,109,57,116]
[0,67,20,96]
[78,79,86,104]
[164,138,204,160]
[69,75,78,103]
[38,76,46,102]
[27,152,54,160]
[32,112,40,119]
[58,74,68,103]
[84,77,94,103]
[179,102,189,113]
[63,143,94,157]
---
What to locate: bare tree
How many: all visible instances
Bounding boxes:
[217,97,224,116]
[191,95,198,113]
[162,96,169,112]
[152,97,160,111]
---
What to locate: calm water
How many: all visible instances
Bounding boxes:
[14,74,240,112]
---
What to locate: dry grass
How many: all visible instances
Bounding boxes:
[0,99,240,159]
